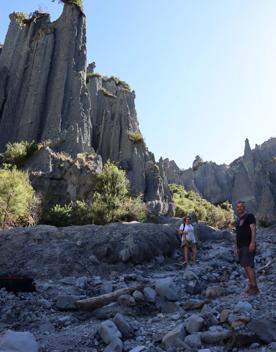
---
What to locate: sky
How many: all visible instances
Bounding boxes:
[0,0,275,169]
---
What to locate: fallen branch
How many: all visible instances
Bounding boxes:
[75,283,145,311]
[257,259,275,274]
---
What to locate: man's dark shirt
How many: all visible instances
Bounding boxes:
[236,213,256,248]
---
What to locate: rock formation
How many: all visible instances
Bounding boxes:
[0,3,173,215]
[0,6,91,155]
[161,138,276,223]
[87,74,173,214]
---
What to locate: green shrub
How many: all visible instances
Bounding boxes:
[92,161,146,224]
[0,167,37,229]
[2,141,38,167]
[86,72,102,82]
[41,161,147,226]
[53,0,83,11]
[119,197,147,223]
[41,201,92,227]
[169,184,234,228]
[42,204,72,227]
[13,12,28,24]
[128,131,144,143]
[108,76,131,91]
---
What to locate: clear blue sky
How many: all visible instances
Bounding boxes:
[1,1,275,168]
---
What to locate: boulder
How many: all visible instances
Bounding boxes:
[247,319,276,344]
[113,313,134,338]
[0,223,179,278]
[103,338,123,352]
[162,323,186,350]
[0,330,39,352]
[98,320,122,345]
[185,314,204,333]
[143,287,157,303]
[155,278,178,301]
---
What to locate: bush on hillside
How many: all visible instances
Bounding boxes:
[2,141,38,167]
[41,201,92,227]
[0,167,38,229]
[41,161,146,226]
[169,183,234,228]
[91,160,145,224]
[128,131,144,143]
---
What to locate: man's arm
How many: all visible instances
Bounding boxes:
[249,223,256,252]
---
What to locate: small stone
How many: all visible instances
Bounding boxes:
[128,346,147,352]
[143,287,156,303]
[228,313,251,328]
[113,313,133,338]
[220,309,231,323]
[205,286,223,299]
[184,333,202,348]
[155,278,178,301]
[101,281,113,294]
[93,276,102,285]
[249,342,260,349]
[132,290,144,302]
[0,330,39,352]
[185,314,204,333]
[98,320,122,345]
[60,276,76,285]
[234,301,253,313]
[117,294,136,306]
[75,276,88,289]
[55,295,79,310]
[103,338,123,352]
[162,323,186,349]
[201,327,231,344]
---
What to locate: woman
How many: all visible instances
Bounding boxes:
[178,216,197,265]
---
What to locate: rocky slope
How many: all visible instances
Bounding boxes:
[0,2,172,215]
[161,138,276,223]
[0,222,275,351]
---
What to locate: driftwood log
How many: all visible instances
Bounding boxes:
[75,283,145,311]
[257,259,275,274]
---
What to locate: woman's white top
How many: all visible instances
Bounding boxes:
[179,224,196,243]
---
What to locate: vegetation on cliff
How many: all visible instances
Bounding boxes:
[42,161,146,226]
[169,183,234,228]
[0,167,38,229]
[128,131,144,143]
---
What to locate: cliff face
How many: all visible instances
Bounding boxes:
[87,74,173,214]
[0,4,173,215]
[161,138,276,222]
[0,5,91,155]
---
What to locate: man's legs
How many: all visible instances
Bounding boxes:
[244,266,258,288]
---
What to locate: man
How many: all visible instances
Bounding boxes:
[235,200,259,295]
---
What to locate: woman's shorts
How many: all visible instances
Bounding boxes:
[181,239,196,248]
[238,246,255,268]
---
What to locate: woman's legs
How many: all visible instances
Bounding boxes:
[192,245,197,263]
[183,245,189,263]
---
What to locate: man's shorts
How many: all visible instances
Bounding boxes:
[238,246,255,268]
